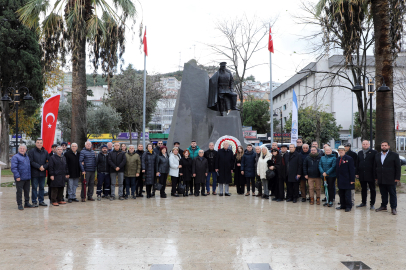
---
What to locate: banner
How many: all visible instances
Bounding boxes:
[290,90,298,146]
[41,95,60,152]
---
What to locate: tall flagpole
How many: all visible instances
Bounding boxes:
[269,24,274,143]
[142,26,147,149]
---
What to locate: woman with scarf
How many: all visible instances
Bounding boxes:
[268,148,282,201]
[156,146,170,198]
[180,150,193,196]
[256,147,273,199]
[142,144,158,198]
[234,146,245,195]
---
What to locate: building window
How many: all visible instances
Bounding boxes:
[283,104,287,111]
[284,117,287,124]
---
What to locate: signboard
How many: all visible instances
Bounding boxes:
[273,133,291,142]
[242,126,253,131]
[243,130,257,139]
[116,132,149,140]
[339,134,351,140]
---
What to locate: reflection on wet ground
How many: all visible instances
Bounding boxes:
[0,187,405,269]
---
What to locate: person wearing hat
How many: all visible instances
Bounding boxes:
[344,142,357,206]
[207,62,239,116]
[46,143,58,200]
[96,145,111,200]
[61,142,68,155]
[336,145,355,212]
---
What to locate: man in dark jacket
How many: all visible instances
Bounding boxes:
[241,144,256,196]
[79,141,97,202]
[344,142,357,206]
[11,145,34,210]
[135,144,145,197]
[374,141,401,215]
[286,144,302,203]
[204,142,218,195]
[153,141,163,155]
[108,142,127,200]
[216,141,234,196]
[356,140,377,210]
[311,141,323,158]
[254,146,262,196]
[280,145,289,199]
[65,143,81,203]
[49,146,69,206]
[295,138,303,152]
[28,138,49,207]
[303,146,322,205]
[336,145,355,212]
[96,145,111,200]
[192,150,209,196]
[299,144,310,202]
[47,144,58,200]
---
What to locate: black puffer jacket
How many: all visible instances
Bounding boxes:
[204,149,218,172]
[142,151,158,185]
[65,150,81,178]
[97,152,110,173]
[28,147,49,178]
[108,149,127,173]
[156,154,170,174]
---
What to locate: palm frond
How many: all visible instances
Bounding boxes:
[17,0,50,31]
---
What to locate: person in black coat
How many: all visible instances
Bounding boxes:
[142,144,158,198]
[28,139,49,207]
[336,146,355,212]
[299,144,310,202]
[303,147,322,205]
[192,150,208,196]
[241,144,256,196]
[180,150,193,196]
[216,141,234,196]
[204,142,218,195]
[234,146,245,195]
[344,142,357,206]
[268,149,282,201]
[135,144,145,197]
[108,142,127,200]
[286,144,302,203]
[279,145,289,200]
[96,145,111,200]
[156,145,170,198]
[374,141,401,215]
[65,143,81,203]
[355,140,377,209]
[48,146,69,206]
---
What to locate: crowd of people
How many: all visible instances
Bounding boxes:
[10,137,401,214]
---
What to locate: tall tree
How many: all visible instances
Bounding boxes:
[0,0,43,166]
[242,99,276,134]
[18,0,137,149]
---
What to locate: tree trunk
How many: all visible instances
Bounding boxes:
[129,125,132,145]
[371,0,395,152]
[71,35,87,149]
[0,101,10,168]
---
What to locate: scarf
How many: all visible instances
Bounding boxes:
[362,148,369,159]
[309,153,319,158]
[149,149,153,154]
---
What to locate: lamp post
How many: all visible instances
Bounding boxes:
[1,86,34,153]
[352,75,391,149]
[273,108,283,144]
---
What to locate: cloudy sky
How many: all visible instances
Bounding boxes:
[93,0,324,84]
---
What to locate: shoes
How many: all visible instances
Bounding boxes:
[171,193,179,197]
[256,193,262,197]
[323,202,328,207]
[110,196,114,201]
[58,201,67,204]
[276,199,282,202]
[301,198,306,202]
[18,205,24,210]
[225,193,231,196]
[147,194,151,199]
[161,194,167,198]
[81,198,86,202]
[189,192,193,196]
[370,205,375,210]
[201,193,207,197]
[219,193,224,196]
[245,192,250,196]
[356,203,366,208]
[212,192,217,195]
[375,206,388,212]
[322,197,327,202]
[264,195,269,200]
[272,198,278,201]
[68,199,73,203]
[52,202,59,206]
[293,199,297,203]
[138,194,144,197]
[316,198,320,205]
[88,198,95,201]
[345,208,351,212]
[97,196,101,201]
[72,198,79,202]
[33,202,39,207]
[124,196,128,200]
[328,202,333,207]
[132,195,137,199]
[185,194,188,197]
[39,202,48,206]
[24,203,34,208]
[336,207,344,210]
[119,196,124,200]
[392,208,397,215]
[206,192,210,195]
[194,193,199,197]
[286,198,293,202]
[151,193,155,197]
[310,198,314,205]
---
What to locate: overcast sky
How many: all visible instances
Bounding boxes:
[89,0,324,84]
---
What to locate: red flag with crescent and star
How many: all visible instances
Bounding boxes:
[268,27,274,53]
[143,28,148,56]
[41,95,60,153]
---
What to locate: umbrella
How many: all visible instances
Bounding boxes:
[324,176,329,202]
[83,172,87,201]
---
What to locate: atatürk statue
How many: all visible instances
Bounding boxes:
[207,62,238,116]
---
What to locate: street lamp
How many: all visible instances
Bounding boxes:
[1,86,34,153]
[273,108,283,144]
[352,75,391,149]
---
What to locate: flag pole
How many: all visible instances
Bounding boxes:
[142,26,147,149]
[269,24,274,143]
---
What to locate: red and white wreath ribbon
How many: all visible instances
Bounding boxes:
[214,135,241,154]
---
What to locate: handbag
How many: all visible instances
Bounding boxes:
[266,169,275,180]
[178,176,186,195]
[154,177,163,191]
[255,180,262,189]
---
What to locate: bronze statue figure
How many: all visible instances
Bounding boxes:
[207,62,238,116]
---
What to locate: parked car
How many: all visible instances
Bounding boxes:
[399,155,406,166]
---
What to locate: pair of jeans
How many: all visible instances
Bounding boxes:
[110,172,124,197]
[287,181,299,199]
[218,183,229,194]
[339,189,352,209]
[325,177,336,203]
[361,181,376,205]
[261,179,269,196]
[171,176,179,194]
[16,180,30,206]
[68,178,79,199]
[308,178,321,199]
[246,177,255,193]
[206,172,217,192]
[379,183,397,209]
[159,173,168,195]
[81,171,95,199]
[125,177,137,197]
[97,173,111,196]
[300,179,307,198]
[31,177,46,203]
[51,187,64,203]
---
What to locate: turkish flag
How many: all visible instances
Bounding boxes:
[143,28,148,56]
[41,95,60,153]
[268,27,274,53]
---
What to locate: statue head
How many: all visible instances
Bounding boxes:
[219,62,227,71]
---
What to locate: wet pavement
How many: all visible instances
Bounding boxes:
[0,186,405,270]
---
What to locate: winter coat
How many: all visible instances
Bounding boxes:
[48,154,69,188]
[241,150,256,177]
[135,150,145,179]
[79,147,97,172]
[187,146,201,160]
[234,154,245,185]
[257,149,273,179]
[192,157,208,184]
[169,153,182,177]
[97,152,110,173]
[124,152,141,177]
[279,152,289,179]
[11,153,31,181]
[156,153,170,174]
[355,149,377,182]
[108,149,127,173]
[374,151,401,185]
[179,157,193,182]
[286,151,302,183]
[345,150,358,168]
[216,148,234,184]
[267,154,281,181]
[300,150,310,180]
[65,150,81,178]
[336,155,355,190]
[142,151,158,185]
[204,149,218,172]
[319,154,337,178]
[303,154,321,178]
[28,147,49,178]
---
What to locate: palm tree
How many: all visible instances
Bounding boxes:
[18,0,137,148]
